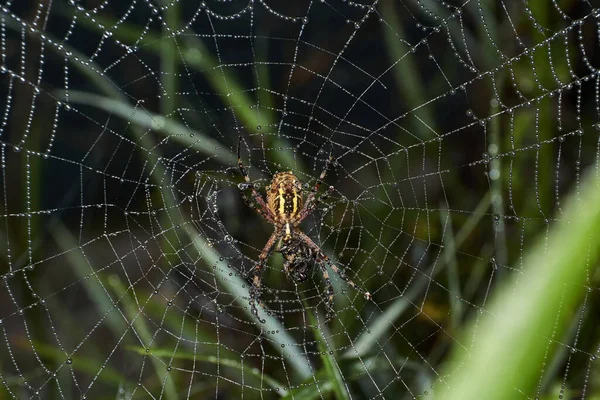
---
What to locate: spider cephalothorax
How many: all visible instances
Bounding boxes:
[237,138,371,322]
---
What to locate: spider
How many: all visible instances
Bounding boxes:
[237,138,371,321]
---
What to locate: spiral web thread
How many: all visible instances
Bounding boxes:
[0,0,599,398]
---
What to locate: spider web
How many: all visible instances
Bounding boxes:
[0,0,599,398]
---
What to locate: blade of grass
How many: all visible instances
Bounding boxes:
[281,374,335,400]
[28,341,127,387]
[345,193,491,359]
[436,170,600,399]
[488,80,508,274]
[156,6,184,347]
[253,32,276,128]
[343,265,433,360]
[51,221,129,337]
[538,301,587,393]
[127,346,288,396]
[465,0,503,70]
[440,207,462,330]
[463,244,494,302]
[64,90,237,166]
[414,0,477,57]
[179,33,299,172]
[107,274,178,400]
[306,310,350,400]
[381,0,436,141]
[2,15,123,102]
[159,0,179,118]
[142,289,223,355]
[281,353,408,400]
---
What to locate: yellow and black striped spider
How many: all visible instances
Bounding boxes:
[237,138,371,321]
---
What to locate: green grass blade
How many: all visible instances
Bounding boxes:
[63,90,237,166]
[159,0,179,117]
[441,207,462,329]
[281,355,400,400]
[342,269,431,360]
[346,193,492,359]
[30,342,127,387]
[281,369,335,400]
[306,311,350,400]
[127,346,288,396]
[381,0,436,141]
[2,15,124,103]
[436,170,600,399]
[51,221,129,337]
[107,275,178,400]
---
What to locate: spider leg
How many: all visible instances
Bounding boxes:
[296,230,371,301]
[316,262,336,320]
[282,258,290,277]
[237,137,276,224]
[248,230,280,323]
[240,191,276,224]
[294,156,334,224]
[293,185,334,225]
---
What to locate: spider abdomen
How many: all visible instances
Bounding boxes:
[266,172,303,222]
